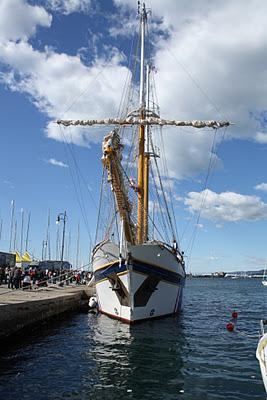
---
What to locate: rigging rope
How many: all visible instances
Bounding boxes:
[157,125,180,246]
[59,126,93,250]
[94,167,105,244]
[150,135,177,241]
[67,128,98,209]
[185,127,229,268]
[149,159,172,243]
[60,67,107,120]
[164,45,229,122]
[120,161,167,244]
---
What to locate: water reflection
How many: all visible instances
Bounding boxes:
[86,313,186,399]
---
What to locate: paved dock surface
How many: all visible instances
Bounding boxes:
[0,285,95,304]
[0,284,96,339]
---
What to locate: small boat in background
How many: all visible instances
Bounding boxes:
[231,275,238,279]
[262,268,267,286]
[256,319,267,393]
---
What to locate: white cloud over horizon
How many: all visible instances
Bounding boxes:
[46,158,69,168]
[255,183,267,193]
[244,255,267,267]
[185,189,267,222]
[255,132,267,144]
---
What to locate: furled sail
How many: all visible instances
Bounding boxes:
[57,118,231,129]
[102,129,135,244]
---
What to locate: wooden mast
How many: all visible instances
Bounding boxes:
[143,145,149,241]
[137,122,145,244]
[137,2,147,244]
[143,64,150,242]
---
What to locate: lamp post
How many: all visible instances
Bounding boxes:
[20,208,24,257]
[9,200,15,252]
[56,211,67,270]
[41,240,47,261]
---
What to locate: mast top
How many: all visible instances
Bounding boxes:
[138,2,148,20]
[138,2,149,108]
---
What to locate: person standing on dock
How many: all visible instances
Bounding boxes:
[8,266,15,289]
[0,266,5,285]
[13,267,22,289]
[22,273,31,290]
[4,267,9,284]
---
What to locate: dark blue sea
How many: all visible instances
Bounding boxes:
[0,278,266,399]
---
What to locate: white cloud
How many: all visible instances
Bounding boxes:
[195,223,204,229]
[109,18,139,38]
[113,0,267,179]
[185,189,267,222]
[1,0,267,182]
[255,183,267,193]
[245,256,267,266]
[0,0,52,42]
[215,223,223,229]
[0,40,129,145]
[174,194,183,202]
[154,128,222,180]
[46,158,69,168]
[207,255,219,261]
[46,0,91,14]
[255,132,267,144]
[148,200,161,214]
[3,180,15,189]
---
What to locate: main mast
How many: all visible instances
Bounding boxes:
[56,1,231,248]
[137,2,148,244]
[143,64,150,242]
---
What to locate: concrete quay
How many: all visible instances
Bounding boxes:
[0,285,95,339]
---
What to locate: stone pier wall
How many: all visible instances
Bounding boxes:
[0,287,95,339]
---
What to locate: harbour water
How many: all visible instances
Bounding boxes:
[0,278,265,399]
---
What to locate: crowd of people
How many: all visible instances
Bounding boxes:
[0,265,93,290]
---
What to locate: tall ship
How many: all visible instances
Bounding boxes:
[57,3,229,323]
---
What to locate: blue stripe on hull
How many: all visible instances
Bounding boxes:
[94,261,125,283]
[132,260,183,285]
[94,258,184,285]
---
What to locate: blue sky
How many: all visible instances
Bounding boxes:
[1,0,267,273]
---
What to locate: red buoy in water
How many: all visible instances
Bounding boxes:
[226,322,234,332]
[232,311,238,319]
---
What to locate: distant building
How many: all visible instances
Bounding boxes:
[212,271,226,277]
[0,251,16,268]
[29,260,72,271]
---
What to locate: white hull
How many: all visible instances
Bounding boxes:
[92,240,185,323]
[256,331,267,393]
[262,280,267,286]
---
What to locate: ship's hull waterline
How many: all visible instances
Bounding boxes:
[92,240,185,323]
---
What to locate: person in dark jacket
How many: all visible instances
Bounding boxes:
[13,267,22,289]
[8,266,15,289]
